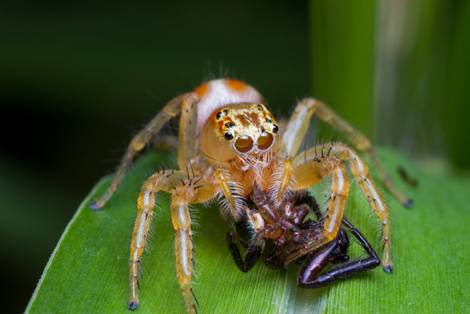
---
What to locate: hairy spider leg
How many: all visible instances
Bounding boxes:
[90,93,199,210]
[292,143,393,272]
[128,170,185,310]
[298,219,380,288]
[178,94,199,170]
[128,169,218,312]
[286,159,350,265]
[170,184,198,314]
[215,169,245,222]
[149,102,200,152]
[282,98,412,208]
[171,177,220,314]
[270,159,294,207]
[226,232,264,273]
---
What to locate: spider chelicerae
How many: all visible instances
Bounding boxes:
[90,78,411,313]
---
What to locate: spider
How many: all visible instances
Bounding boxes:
[90,78,411,313]
[227,190,380,287]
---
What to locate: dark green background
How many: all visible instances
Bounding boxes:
[1,1,468,312]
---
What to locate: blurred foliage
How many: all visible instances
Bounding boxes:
[310,0,470,171]
[310,1,376,136]
[27,150,470,313]
[374,0,470,171]
[443,1,470,169]
[0,159,71,311]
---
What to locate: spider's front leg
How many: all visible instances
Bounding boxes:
[170,183,199,313]
[282,98,412,208]
[291,143,393,272]
[226,232,264,273]
[90,92,199,209]
[284,158,351,266]
[127,169,217,313]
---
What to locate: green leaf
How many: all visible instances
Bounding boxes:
[27,150,470,313]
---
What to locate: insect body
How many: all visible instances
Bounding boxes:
[90,79,411,313]
[227,190,380,287]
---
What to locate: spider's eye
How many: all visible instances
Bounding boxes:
[224,132,234,140]
[216,111,222,119]
[257,132,273,150]
[234,135,254,153]
[272,124,279,133]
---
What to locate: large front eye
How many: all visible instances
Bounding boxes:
[257,132,273,150]
[234,135,254,153]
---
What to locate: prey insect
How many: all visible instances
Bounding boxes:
[227,190,380,287]
[90,79,411,313]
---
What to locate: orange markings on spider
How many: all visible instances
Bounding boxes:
[193,82,209,97]
[225,79,248,92]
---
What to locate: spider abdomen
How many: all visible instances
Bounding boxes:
[194,79,263,130]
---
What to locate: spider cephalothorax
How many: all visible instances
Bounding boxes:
[200,103,279,162]
[90,78,411,313]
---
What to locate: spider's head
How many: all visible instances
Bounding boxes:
[200,103,279,162]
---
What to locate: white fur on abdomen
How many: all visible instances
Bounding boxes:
[196,79,263,129]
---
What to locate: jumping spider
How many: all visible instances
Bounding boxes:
[90,79,411,313]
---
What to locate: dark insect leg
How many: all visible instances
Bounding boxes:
[295,191,322,220]
[327,229,350,264]
[226,232,263,273]
[297,239,339,286]
[342,218,379,260]
[298,218,380,288]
